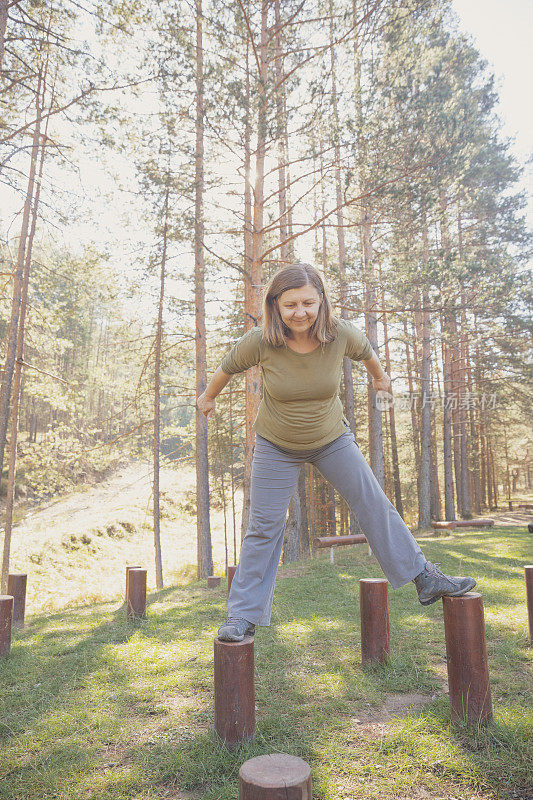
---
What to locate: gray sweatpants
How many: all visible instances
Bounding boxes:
[228,426,427,626]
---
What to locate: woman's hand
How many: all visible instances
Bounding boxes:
[196,391,216,420]
[372,372,392,395]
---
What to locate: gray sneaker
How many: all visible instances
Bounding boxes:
[217,616,255,642]
[413,561,476,606]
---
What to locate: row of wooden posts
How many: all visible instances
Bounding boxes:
[1,564,533,798]
[0,565,239,651]
[212,570,533,797]
[122,560,533,796]
[2,562,533,657]
[215,582,494,749]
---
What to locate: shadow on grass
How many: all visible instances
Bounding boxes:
[0,527,531,799]
[135,530,531,799]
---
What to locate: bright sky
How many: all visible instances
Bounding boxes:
[1,0,530,324]
[451,0,532,224]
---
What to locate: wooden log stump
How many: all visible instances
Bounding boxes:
[7,573,27,628]
[126,568,147,620]
[239,753,312,799]
[442,592,492,725]
[207,576,221,588]
[227,565,237,594]
[313,534,367,548]
[525,565,533,644]
[214,635,254,749]
[0,596,14,657]
[125,565,142,601]
[432,519,494,530]
[359,579,390,666]
[431,521,457,531]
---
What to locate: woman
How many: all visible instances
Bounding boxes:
[196,263,475,642]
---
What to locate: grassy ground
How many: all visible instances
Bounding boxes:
[0,526,531,800]
[6,461,242,614]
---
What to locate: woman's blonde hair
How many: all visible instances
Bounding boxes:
[262,262,339,347]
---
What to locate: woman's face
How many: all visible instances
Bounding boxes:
[276,284,321,336]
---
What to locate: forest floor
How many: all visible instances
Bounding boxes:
[0,527,531,799]
[6,459,243,614]
[5,458,532,615]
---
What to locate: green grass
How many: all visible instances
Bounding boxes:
[0,527,532,799]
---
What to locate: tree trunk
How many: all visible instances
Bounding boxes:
[327,484,337,535]
[298,464,310,557]
[274,0,289,264]
[441,310,456,520]
[449,312,464,515]
[362,208,384,487]
[229,383,238,565]
[503,425,512,508]
[439,189,461,517]
[329,0,357,452]
[404,318,421,477]
[457,206,472,517]
[0,0,7,71]
[0,71,42,494]
[241,37,254,542]
[241,5,267,541]
[430,350,442,520]
[379,279,403,516]
[417,219,432,529]
[153,180,169,590]
[307,463,316,547]
[274,1,307,552]
[1,75,44,592]
[468,312,482,512]
[283,482,301,564]
[195,0,213,579]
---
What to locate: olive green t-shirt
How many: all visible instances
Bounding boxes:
[220,318,373,450]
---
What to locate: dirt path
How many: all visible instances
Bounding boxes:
[489,508,532,527]
[9,460,242,615]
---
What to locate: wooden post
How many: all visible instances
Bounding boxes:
[239,753,312,799]
[125,565,141,603]
[525,565,533,644]
[442,592,492,725]
[359,579,390,666]
[214,636,254,749]
[0,595,14,657]
[7,573,27,628]
[207,576,221,588]
[227,565,237,594]
[126,568,147,620]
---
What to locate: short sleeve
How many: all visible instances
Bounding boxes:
[220,327,262,375]
[344,321,374,361]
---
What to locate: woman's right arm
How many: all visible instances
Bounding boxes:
[197,327,262,420]
[196,366,231,420]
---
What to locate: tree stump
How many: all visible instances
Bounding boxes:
[125,565,142,602]
[126,568,147,620]
[359,578,390,665]
[207,576,221,588]
[0,596,14,657]
[214,635,254,749]
[442,592,492,725]
[7,573,27,628]
[239,753,312,799]
[227,565,237,594]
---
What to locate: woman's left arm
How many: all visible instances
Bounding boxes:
[362,352,392,395]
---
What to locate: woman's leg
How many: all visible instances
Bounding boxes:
[227,435,302,626]
[311,430,427,589]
